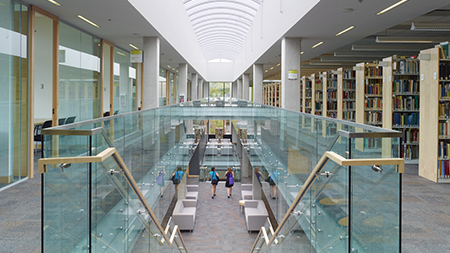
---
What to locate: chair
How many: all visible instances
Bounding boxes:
[34,120,52,153]
[113,110,119,115]
[103,111,110,117]
[64,116,76,125]
[58,118,66,126]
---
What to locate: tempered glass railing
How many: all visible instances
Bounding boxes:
[250,149,403,253]
[40,140,189,252]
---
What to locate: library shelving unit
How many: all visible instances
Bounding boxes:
[300,77,303,112]
[419,46,450,182]
[326,71,338,118]
[356,62,383,127]
[340,69,356,122]
[304,76,312,114]
[314,73,323,116]
[382,56,420,163]
[262,81,281,107]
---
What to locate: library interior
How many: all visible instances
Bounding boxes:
[2,0,450,252]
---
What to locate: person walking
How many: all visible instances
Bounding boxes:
[171,166,184,191]
[255,167,263,185]
[209,167,220,199]
[267,171,279,199]
[156,168,166,197]
[224,167,234,198]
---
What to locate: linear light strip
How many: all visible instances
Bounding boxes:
[377,0,408,15]
[336,26,355,36]
[129,44,139,50]
[48,0,60,6]
[77,15,100,28]
[312,42,323,49]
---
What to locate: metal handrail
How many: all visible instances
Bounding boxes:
[39,147,189,252]
[250,151,404,252]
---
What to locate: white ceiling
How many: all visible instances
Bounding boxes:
[21,0,450,81]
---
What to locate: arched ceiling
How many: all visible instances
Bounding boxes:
[181,0,261,62]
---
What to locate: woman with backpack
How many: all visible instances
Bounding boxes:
[209,167,220,199]
[224,167,234,198]
[171,166,184,191]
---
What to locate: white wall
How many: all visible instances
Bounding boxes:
[34,16,53,120]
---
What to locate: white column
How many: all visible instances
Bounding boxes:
[253,64,263,104]
[191,73,198,101]
[237,78,242,99]
[143,37,160,109]
[203,81,209,98]
[242,74,250,100]
[198,78,203,98]
[178,63,188,103]
[281,37,301,111]
[231,81,237,98]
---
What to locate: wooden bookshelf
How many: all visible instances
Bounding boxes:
[342,69,356,122]
[419,46,450,182]
[326,71,338,118]
[305,76,312,114]
[262,81,281,107]
[382,56,420,163]
[356,62,383,127]
[300,77,303,112]
[313,73,323,116]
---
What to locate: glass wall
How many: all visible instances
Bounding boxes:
[59,22,101,123]
[159,67,166,106]
[0,1,29,188]
[113,47,135,114]
[210,82,231,97]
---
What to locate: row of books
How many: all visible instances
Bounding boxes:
[365,138,380,149]
[343,101,355,110]
[393,80,419,94]
[315,91,323,99]
[327,101,337,110]
[438,103,450,118]
[315,81,322,90]
[343,80,356,90]
[328,91,337,99]
[439,141,450,159]
[315,102,322,110]
[305,80,312,88]
[327,80,337,89]
[438,121,450,136]
[343,70,355,79]
[343,91,356,99]
[327,112,337,118]
[438,82,450,98]
[439,62,450,80]
[403,145,419,160]
[305,101,312,107]
[402,129,419,144]
[365,98,382,109]
[365,112,382,124]
[393,113,419,126]
[393,96,419,111]
[365,83,382,95]
[365,66,383,77]
[305,91,312,97]
[393,59,419,75]
[343,111,355,121]
[438,160,450,179]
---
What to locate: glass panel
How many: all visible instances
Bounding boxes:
[0,2,29,188]
[59,22,101,122]
[102,42,111,116]
[113,47,133,114]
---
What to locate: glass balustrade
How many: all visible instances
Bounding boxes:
[41,98,401,253]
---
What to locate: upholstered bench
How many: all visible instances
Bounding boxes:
[241,184,253,200]
[172,199,197,232]
[244,200,268,231]
[186,185,199,201]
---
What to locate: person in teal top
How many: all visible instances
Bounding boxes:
[172,166,184,191]
[209,167,219,199]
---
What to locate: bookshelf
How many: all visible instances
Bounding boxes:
[419,46,450,183]
[326,71,338,118]
[304,76,312,114]
[356,62,383,127]
[263,81,281,107]
[342,69,356,122]
[300,77,303,112]
[314,73,323,116]
[382,56,420,163]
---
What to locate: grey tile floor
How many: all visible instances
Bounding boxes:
[0,156,449,252]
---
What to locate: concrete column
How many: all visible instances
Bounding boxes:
[253,64,263,104]
[242,74,250,101]
[203,81,209,98]
[198,79,203,98]
[191,73,198,101]
[237,78,242,99]
[232,81,237,98]
[178,63,188,103]
[143,37,160,109]
[281,37,301,111]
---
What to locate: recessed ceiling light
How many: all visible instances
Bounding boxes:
[48,0,60,6]
[116,52,125,56]
[342,8,353,13]
[312,42,323,49]
[129,44,139,50]
[167,65,171,68]
[77,15,99,28]
[336,26,355,36]
[376,0,408,16]
[270,67,274,70]
[276,63,281,67]
[265,70,268,73]
[301,51,304,54]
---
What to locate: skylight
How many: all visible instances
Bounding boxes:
[182,0,262,61]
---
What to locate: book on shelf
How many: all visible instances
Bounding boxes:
[394,113,419,126]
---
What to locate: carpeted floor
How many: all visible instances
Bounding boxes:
[0,155,449,252]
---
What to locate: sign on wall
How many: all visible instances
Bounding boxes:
[288,70,298,80]
[130,50,142,63]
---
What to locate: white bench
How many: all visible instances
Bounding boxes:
[241,184,253,200]
[172,199,197,232]
[244,200,268,231]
